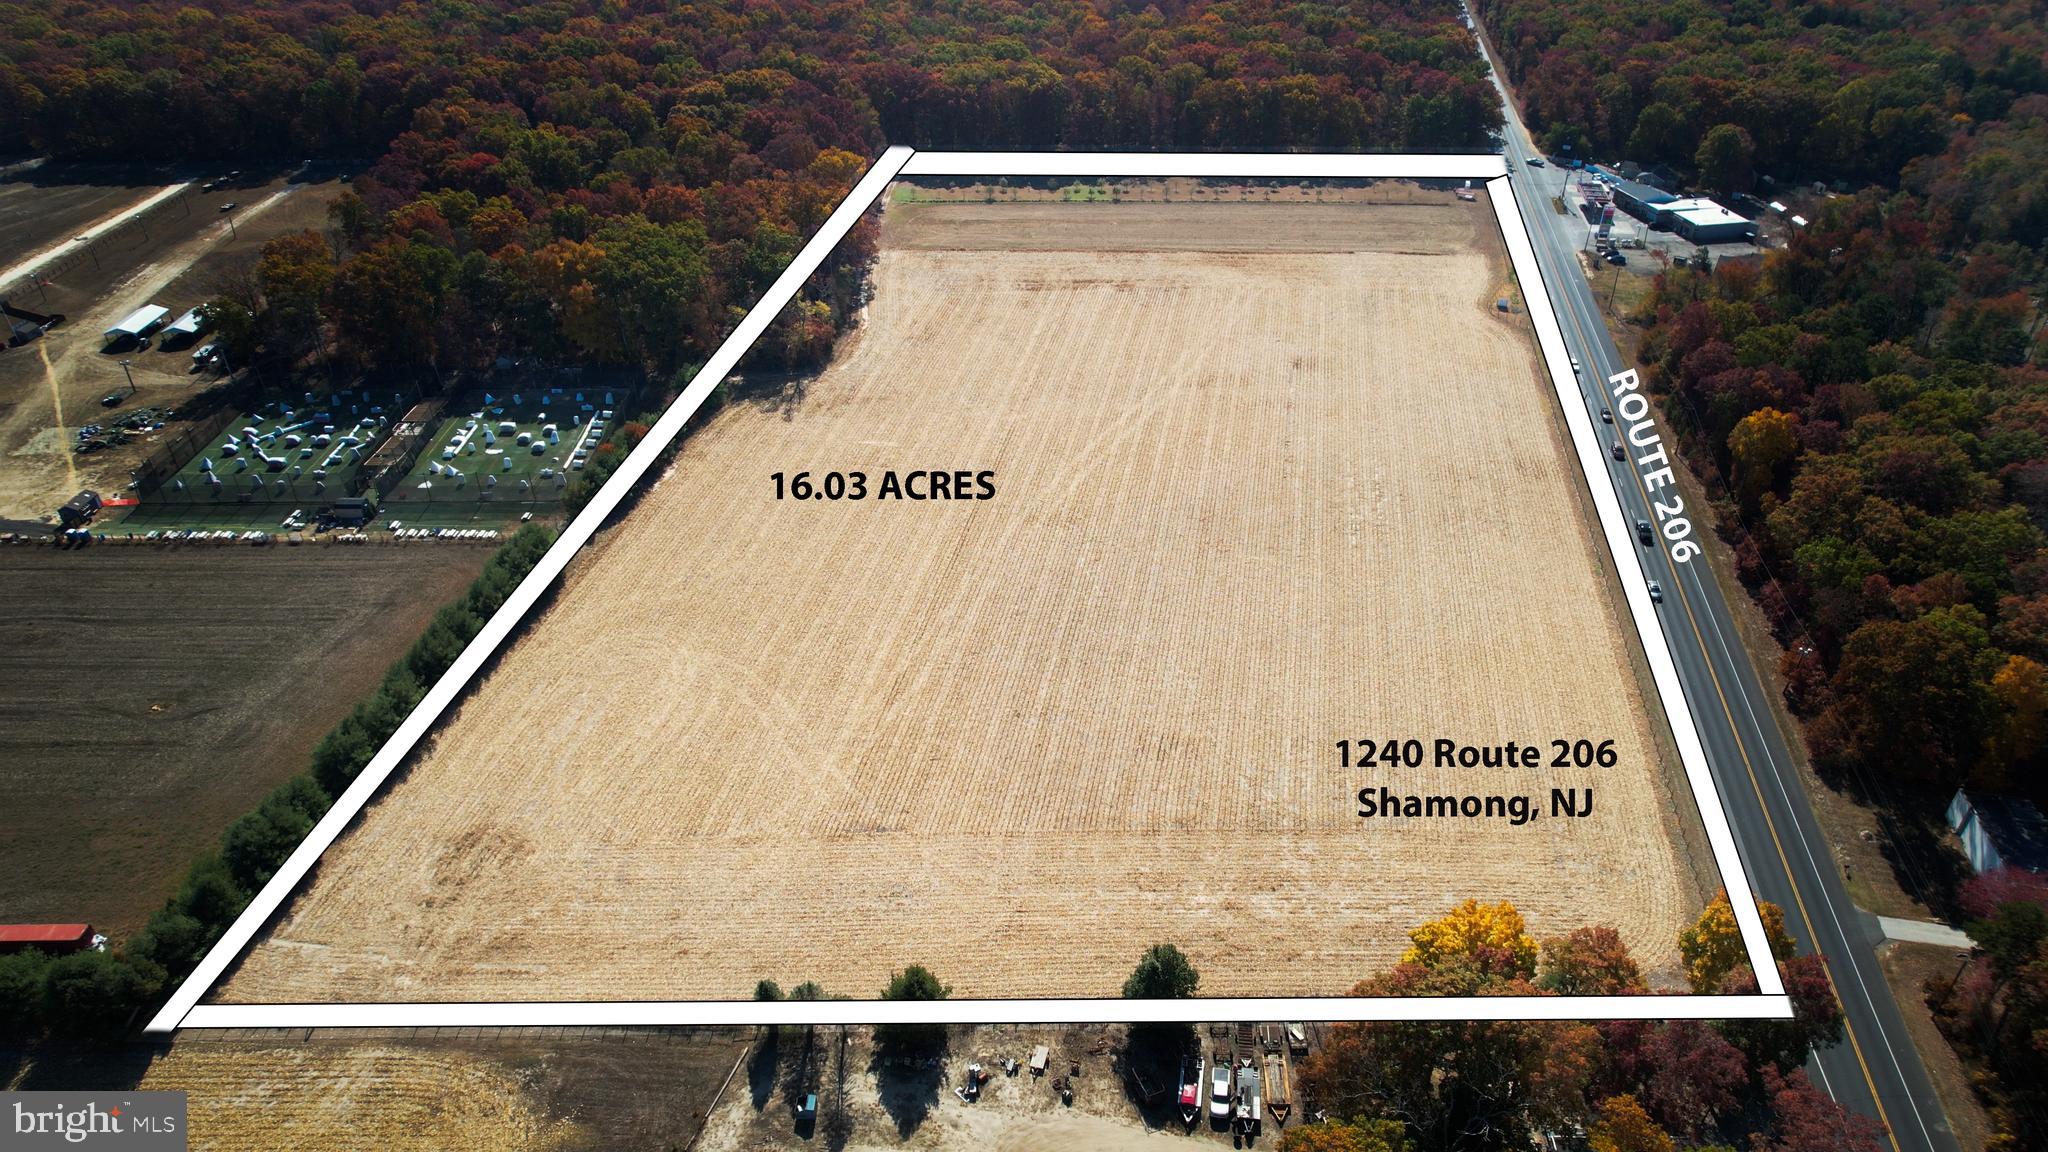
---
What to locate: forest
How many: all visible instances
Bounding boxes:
[0,0,1501,380]
[1486,0,2048,812]
[1,0,2044,1145]
[1489,2,2048,1142]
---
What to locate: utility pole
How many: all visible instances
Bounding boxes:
[118,358,136,396]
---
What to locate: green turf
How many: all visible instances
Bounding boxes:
[155,390,402,504]
[380,389,617,512]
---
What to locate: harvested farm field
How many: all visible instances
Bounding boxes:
[137,1028,748,1152]
[219,192,1713,1004]
[0,544,488,939]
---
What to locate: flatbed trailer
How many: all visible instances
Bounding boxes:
[1264,1049,1291,1122]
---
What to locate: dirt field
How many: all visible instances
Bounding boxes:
[0,166,344,520]
[0,544,487,939]
[0,162,183,279]
[136,1028,748,1151]
[700,1024,1187,1152]
[218,193,1710,1003]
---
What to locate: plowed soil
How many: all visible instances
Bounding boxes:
[220,193,1709,1003]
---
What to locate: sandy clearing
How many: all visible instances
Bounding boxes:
[219,198,1711,1004]
[0,185,300,517]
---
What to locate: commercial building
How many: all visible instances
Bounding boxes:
[1666,200,1758,243]
[1610,178,1677,224]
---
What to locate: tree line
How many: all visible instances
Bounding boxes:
[0,526,556,1043]
[1480,0,2046,193]
[0,0,1505,385]
[1489,4,2046,1144]
[785,897,1871,1152]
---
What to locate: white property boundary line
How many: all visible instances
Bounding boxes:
[148,149,1787,1031]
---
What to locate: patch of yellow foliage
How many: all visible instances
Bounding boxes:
[1402,899,1539,974]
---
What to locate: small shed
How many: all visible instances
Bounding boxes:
[58,489,102,527]
[330,496,370,527]
[0,924,96,954]
[1949,789,2048,875]
[165,307,207,342]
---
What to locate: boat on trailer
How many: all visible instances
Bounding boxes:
[1178,1052,1204,1126]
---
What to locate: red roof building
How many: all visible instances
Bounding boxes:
[0,924,95,954]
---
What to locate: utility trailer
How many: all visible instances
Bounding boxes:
[1264,1048,1292,1123]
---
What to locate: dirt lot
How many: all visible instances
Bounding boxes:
[219,194,1711,1003]
[701,1024,1189,1152]
[0,167,344,520]
[132,1028,747,1151]
[0,543,487,939]
[0,162,184,278]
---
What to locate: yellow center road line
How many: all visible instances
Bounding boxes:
[1542,240,1903,1152]
[40,340,77,494]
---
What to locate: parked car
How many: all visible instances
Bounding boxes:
[191,342,218,364]
[1605,251,1628,266]
[1210,1065,1232,1118]
[1637,519,1654,546]
[1648,580,1664,603]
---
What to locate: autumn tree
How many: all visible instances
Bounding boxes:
[1717,956,1845,1071]
[196,298,257,369]
[328,240,456,367]
[1980,654,2048,786]
[1752,1067,1884,1152]
[1728,407,1800,512]
[1588,1094,1672,1152]
[256,230,334,360]
[1827,607,2000,781]
[1538,926,1646,996]
[1679,891,1794,993]
[1299,952,1595,1152]
[1279,1120,1407,1152]
[1694,124,1756,193]
[1403,899,1538,979]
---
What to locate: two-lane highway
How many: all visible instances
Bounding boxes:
[1473,21,1960,1152]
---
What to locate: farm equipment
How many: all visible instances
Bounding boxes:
[954,1062,989,1103]
[1028,1045,1049,1076]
